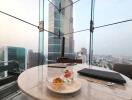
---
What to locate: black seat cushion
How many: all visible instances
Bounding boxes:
[78,68,126,84]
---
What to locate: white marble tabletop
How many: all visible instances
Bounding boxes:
[17,64,132,100]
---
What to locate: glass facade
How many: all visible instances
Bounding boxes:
[8,47,26,70]
[48,0,74,63]
[48,0,62,63]
[0,48,4,78]
[48,44,61,52]
[0,48,4,63]
[0,46,26,71]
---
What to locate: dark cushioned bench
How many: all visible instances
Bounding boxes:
[113,63,132,79]
[56,57,82,63]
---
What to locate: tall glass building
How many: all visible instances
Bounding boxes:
[48,0,74,63]
[0,46,26,71]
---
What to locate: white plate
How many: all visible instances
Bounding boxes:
[47,79,81,94]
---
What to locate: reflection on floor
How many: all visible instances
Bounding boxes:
[5,93,35,100]
[0,81,34,100]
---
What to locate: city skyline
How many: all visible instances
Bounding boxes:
[0,0,132,57]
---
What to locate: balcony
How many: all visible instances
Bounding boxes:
[0,0,132,99]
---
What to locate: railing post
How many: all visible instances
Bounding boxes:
[38,0,44,82]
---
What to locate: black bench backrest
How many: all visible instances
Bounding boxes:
[113,63,132,79]
[56,57,82,63]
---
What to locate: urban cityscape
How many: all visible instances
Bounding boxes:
[1,46,132,71]
[0,0,132,99]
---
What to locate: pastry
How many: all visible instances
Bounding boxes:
[52,77,64,90]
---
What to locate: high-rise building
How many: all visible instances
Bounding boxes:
[0,46,26,71]
[48,0,74,63]
[27,50,45,68]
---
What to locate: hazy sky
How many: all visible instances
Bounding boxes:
[0,0,132,57]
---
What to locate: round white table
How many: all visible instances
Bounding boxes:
[17,64,132,100]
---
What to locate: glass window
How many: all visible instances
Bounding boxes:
[48,37,61,44]
[48,52,61,62]
[48,44,61,52]
[54,20,60,28]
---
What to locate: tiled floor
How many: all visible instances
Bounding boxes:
[0,81,35,100]
[10,93,34,100]
[2,92,35,100]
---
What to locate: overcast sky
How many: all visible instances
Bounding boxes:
[0,0,132,57]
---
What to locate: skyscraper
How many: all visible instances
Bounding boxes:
[48,0,74,63]
[0,46,26,73]
[0,46,27,77]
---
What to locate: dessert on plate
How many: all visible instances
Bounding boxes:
[51,77,64,90]
[64,69,72,78]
